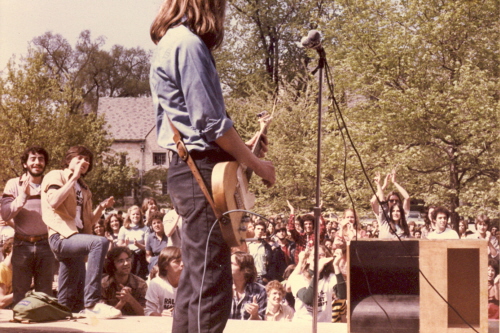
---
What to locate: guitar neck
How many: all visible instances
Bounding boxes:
[245,125,269,181]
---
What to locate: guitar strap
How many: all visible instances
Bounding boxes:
[166,118,224,221]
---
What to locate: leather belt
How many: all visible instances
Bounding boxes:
[15,233,48,243]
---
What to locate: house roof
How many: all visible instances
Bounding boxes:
[97,97,155,141]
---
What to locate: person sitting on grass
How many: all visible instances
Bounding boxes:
[145,246,182,316]
[264,280,294,321]
[102,246,147,316]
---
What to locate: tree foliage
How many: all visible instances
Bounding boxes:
[224,0,499,219]
[32,30,151,113]
[218,0,335,96]
[321,0,500,218]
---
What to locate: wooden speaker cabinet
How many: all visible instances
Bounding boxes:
[348,240,488,333]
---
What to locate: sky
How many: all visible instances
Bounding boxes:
[0,0,165,72]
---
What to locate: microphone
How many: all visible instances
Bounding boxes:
[301,30,323,51]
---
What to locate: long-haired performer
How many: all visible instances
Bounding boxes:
[149,1,276,332]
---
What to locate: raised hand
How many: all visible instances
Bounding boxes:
[287,200,295,214]
[21,173,32,196]
[318,256,334,273]
[389,168,397,183]
[73,158,89,180]
[100,196,115,209]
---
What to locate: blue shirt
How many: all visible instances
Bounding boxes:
[150,24,234,152]
[145,232,168,256]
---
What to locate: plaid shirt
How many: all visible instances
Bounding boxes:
[287,214,326,264]
[101,273,147,315]
[230,282,267,320]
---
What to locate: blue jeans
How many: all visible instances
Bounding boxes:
[49,233,108,312]
[12,238,55,306]
[169,152,233,333]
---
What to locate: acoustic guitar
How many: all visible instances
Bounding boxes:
[211,112,272,247]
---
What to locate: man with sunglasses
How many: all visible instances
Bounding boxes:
[1,146,55,306]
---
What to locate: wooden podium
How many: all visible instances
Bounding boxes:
[348,239,488,333]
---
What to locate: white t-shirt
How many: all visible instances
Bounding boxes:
[118,225,149,251]
[288,272,337,322]
[145,275,177,316]
[427,228,459,240]
[74,182,83,229]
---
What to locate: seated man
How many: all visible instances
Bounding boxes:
[102,247,147,315]
[264,280,294,321]
[145,246,182,316]
[0,237,13,308]
[230,251,267,320]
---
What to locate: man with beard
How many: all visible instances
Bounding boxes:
[1,146,55,305]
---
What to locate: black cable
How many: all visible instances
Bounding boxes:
[321,58,479,333]
[322,60,396,333]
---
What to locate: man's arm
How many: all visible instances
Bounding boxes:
[45,161,87,209]
[370,172,388,216]
[1,178,27,221]
[215,127,275,186]
[91,197,115,225]
[390,171,410,213]
[319,213,326,240]
[163,211,180,237]
[286,200,300,241]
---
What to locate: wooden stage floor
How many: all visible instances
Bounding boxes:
[2,310,498,333]
[0,309,347,333]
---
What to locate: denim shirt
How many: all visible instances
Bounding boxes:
[149,24,233,152]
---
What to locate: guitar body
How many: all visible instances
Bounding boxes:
[212,112,271,247]
[212,161,255,247]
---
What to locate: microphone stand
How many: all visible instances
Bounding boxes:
[312,47,326,333]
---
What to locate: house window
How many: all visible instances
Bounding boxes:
[162,180,168,195]
[153,152,167,166]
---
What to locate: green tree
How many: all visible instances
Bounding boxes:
[141,167,170,206]
[32,30,151,113]
[218,0,335,96]
[322,0,500,220]
[86,152,138,207]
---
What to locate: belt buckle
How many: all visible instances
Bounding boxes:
[29,236,37,242]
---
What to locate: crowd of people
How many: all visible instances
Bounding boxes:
[0,146,498,323]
